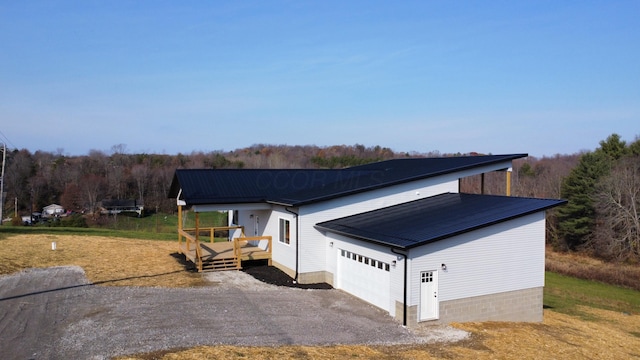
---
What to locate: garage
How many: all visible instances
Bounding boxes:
[336,249,390,310]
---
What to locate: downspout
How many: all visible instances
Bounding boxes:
[285,207,300,283]
[391,248,408,327]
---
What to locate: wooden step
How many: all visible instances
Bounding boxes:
[201,257,240,272]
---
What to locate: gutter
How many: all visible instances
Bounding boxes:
[285,207,300,283]
[391,248,409,327]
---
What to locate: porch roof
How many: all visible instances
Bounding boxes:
[315,192,566,249]
[168,154,527,207]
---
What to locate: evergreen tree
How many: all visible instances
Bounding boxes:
[596,133,627,160]
[557,133,629,250]
[557,151,609,249]
[628,137,640,156]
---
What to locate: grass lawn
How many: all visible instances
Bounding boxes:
[545,271,640,317]
[0,211,228,241]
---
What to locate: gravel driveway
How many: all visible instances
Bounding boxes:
[0,266,467,360]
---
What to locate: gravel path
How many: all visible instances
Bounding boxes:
[0,266,467,360]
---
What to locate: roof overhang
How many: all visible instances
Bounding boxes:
[191,203,272,212]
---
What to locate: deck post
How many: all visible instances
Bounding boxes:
[195,212,202,271]
[506,169,512,196]
[178,205,183,252]
[195,212,200,239]
[267,236,272,266]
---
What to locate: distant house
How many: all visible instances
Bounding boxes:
[169,154,566,326]
[99,199,144,216]
[43,204,65,217]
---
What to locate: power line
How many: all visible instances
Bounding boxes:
[0,129,17,150]
[0,142,5,224]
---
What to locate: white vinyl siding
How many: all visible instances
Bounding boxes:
[407,212,546,306]
[299,175,459,274]
[265,208,297,271]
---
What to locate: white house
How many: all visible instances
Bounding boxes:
[169,154,565,326]
[42,204,65,217]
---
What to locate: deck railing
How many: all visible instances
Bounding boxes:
[181,225,246,243]
[233,236,273,266]
[178,228,204,271]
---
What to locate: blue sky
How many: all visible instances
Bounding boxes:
[1,1,638,157]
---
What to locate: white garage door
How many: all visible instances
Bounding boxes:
[336,249,390,310]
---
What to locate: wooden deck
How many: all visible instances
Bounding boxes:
[175,209,273,272]
[177,226,272,272]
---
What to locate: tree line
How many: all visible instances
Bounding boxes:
[2,137,638,262]
[0,144,406,217]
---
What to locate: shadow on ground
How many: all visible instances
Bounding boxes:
[241,260,333,289]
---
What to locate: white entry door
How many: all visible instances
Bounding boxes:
[420,270,439,321]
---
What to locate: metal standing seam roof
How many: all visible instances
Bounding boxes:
[168,154,528,206]
[315,193,567,249]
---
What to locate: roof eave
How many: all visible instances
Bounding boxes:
[288,154,529,206]
[314,225,411,250]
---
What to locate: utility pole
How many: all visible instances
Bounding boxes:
[0,143,6,225]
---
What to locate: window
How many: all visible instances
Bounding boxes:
[421,271,434,283]
[339,249,390,272]
[279,218,290,244]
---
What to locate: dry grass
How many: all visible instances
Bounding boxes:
[0,234,206,287]
[546,247,640,291]
[2,234,640,359]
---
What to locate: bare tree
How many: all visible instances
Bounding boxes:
[590,156,640,261]
[131,163,149,205]
[81,174,106,215]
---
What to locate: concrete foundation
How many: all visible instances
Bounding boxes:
[396,287,544,327]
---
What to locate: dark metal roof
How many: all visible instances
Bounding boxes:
[168,168,366,205]
[168,154,527,206]
[315,193,566,249]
